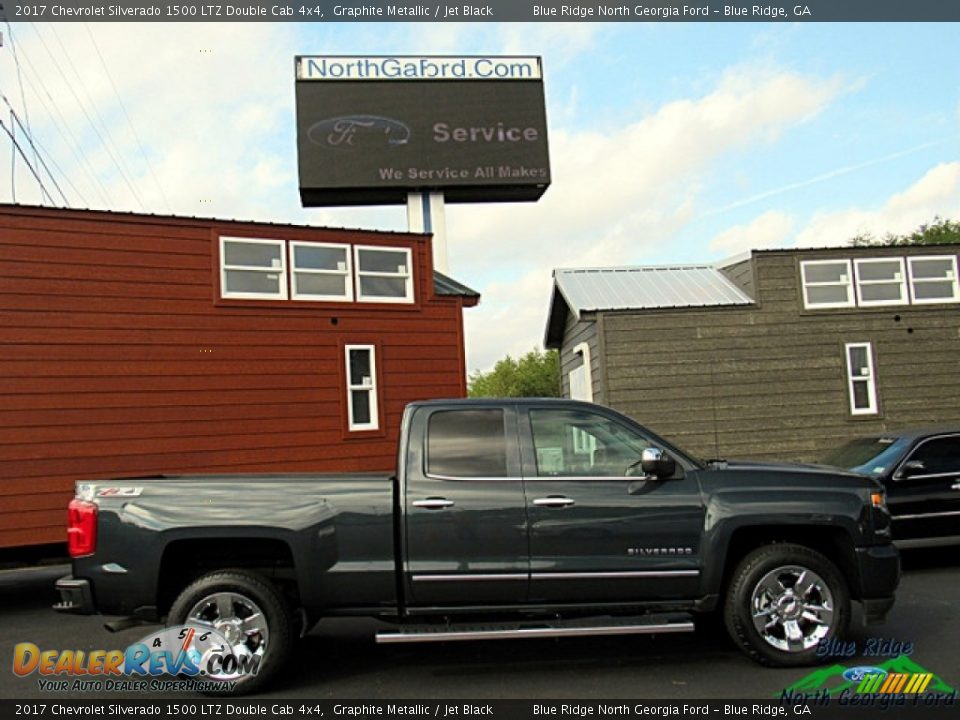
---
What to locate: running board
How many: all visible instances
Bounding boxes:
[376,614,694,644]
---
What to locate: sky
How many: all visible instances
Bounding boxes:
[0,20,958,372]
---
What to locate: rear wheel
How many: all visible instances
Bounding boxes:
[724,544,849,666]
[168,569,293,694]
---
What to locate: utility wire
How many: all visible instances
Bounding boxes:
[1,93,71,206]
[0,117,54,204]
[3,20,39,176]
[83,23,171,211]
[8,109,15,202]
[31,23,145,209]
[13,34,113,205]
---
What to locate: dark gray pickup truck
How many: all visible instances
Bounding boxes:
[56,399,899,692]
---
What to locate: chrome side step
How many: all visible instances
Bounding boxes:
[376,615,694,644]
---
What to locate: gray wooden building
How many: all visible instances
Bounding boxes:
[544,244,960,462]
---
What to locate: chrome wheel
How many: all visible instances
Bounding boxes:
[750,565,835,652]
[187,592,269,677]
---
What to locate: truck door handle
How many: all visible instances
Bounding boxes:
[533,496,576,508]
[951,482,960,491]
[412,498,455,509]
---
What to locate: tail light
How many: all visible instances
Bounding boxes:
[67,499,98,557]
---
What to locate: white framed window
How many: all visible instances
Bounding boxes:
[290,241,352,301]
[354,246,414,303]
[845,342,878,415]
[801,260,854,309]
[220,237,287,299]
[854,258,908,307]
[345,345,379,431]
[907,255,960,304]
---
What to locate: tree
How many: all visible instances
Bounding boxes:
[468,348,560,398]
[850,216,960,246]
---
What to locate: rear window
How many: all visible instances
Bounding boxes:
[426,409,508,478]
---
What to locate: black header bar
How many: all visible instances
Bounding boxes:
[2,1,960,23]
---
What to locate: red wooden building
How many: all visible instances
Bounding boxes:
[0,204,479,549]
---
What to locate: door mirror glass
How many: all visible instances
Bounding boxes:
[640,447,677,479]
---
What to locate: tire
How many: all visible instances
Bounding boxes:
[167,569,293,695]
[723,543,850,667]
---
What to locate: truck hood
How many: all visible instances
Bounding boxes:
[713,458,869,480]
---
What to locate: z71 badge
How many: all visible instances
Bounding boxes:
[96,487,143,497]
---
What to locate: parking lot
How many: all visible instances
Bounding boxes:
[1,549,957,700]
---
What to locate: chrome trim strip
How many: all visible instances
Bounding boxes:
[532,570,699,580]
[412,573,528,582]
[376,621,694,644]
[423,473,523,483]
[894,510,960,520]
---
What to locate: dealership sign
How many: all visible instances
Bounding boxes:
[295,55,551,206]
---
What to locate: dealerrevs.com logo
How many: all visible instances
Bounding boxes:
[12,625,259,692]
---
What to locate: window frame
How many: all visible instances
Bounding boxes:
[800,259,854,310]
[354,245,415,304]
[844,342,879,416]
[906,255,960,305]
[344,344,379,432]
[289,240,353,302]
[219,236,288,300]
[424,408,510,480]
[853,257,908,308]
[894,433,960,481]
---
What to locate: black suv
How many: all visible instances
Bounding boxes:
[822,429,960,548]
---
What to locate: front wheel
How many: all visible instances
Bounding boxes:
[724,544,850,667]
[167,569,293,694]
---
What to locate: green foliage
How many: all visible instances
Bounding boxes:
[850,216,960,246]
[468,348,560,398]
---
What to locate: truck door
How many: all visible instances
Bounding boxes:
[888,434,960,544]
[520,405,704,604]
[403,405,530,606]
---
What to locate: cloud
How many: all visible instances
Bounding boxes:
[709,210,794,256]
[452,67,846,369]
[793,162,960,247]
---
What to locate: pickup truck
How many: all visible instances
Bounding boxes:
[55,399,900,693]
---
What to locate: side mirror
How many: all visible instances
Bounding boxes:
[640,448,676,479]
[896,459,926,480]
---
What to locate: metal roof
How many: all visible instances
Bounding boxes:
[555,265,754,314]
[544,264,755,349]
[434,271,480,299]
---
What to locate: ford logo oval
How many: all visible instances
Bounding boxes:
[843,666,887,682]
[308,115,411,150]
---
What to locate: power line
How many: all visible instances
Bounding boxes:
[83,22,171,211]
[30,23,145,209]
[3,20,39,176]
[0,117,55,204]
[12,34,113,206]
[1,93,71,206]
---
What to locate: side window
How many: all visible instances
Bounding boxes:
[345,345,378,431]
[529,409,650,477]
[844,342,878,415]
[904,437,960,477]
[427,410,508,478]
[355,246,414,303]
[220,237,286,299]
[854,258,908,307]
[290,241,352,301]
[801,260,854,309]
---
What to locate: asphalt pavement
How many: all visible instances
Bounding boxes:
[0,549,957,699]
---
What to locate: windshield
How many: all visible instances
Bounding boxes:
[820,436,912,476]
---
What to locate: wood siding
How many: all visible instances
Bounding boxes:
[558,311,604,403]
[0,206,471,549]
[597,246,960,463]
